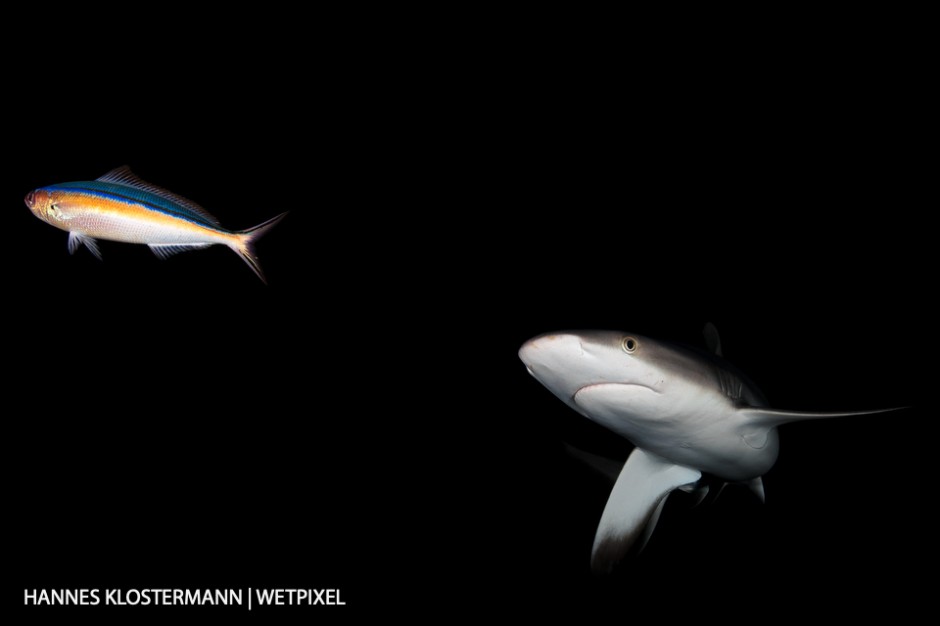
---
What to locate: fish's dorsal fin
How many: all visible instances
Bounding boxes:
[97,166,221,227]
[591,448,700,573]
[703,322,722,356]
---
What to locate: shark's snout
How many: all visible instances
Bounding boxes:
[518,339,536,368]
[520,332,621,406]
[518,333,580,370]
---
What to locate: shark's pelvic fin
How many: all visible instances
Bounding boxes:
[591,447,700,574]
[678,480,711,507]
[746,476,765,503]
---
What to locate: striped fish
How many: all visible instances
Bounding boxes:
[25,166,287,283]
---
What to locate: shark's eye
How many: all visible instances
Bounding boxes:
[622,336,637,353]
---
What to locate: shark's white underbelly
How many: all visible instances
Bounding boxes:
[574,383,779,481]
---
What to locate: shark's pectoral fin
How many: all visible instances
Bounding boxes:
[591,447,701,574]
[739,406,906,428]
[563,442,624,483]
[638,498,668,553]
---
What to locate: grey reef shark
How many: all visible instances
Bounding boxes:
[519,325,900,574]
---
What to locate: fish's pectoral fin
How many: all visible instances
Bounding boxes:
[591,448,701,574]
[148,243,212,260]
[67,233,80,255]
[68,232,102,260]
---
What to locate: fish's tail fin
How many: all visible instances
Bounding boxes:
[231,212,288,284]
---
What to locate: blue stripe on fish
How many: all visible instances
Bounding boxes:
[45,181,227,231]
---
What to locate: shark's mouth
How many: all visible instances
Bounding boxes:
[572,382,660,405]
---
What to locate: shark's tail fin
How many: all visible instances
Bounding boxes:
[739,406,907,428]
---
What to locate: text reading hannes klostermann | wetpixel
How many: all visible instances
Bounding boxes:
[24,588,345,608]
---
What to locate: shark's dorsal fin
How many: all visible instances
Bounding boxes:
[591,448,700,573]
[703,322,722,357]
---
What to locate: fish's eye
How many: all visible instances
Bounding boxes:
[621,336,638,353]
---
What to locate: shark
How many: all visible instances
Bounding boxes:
[518,325,895,573]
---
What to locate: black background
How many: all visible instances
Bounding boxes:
[5,9,934,621]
